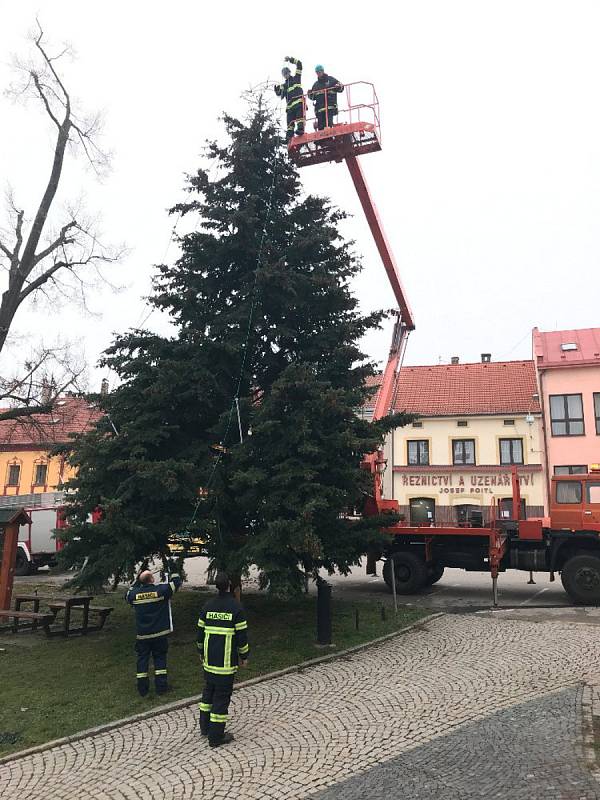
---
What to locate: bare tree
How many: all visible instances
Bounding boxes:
[0,20,122,421]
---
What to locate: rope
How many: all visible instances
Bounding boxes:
[186,130,281,528]
[133,214,182,329]
[133,154,223,331]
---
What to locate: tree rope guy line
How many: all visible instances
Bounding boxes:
[187,136,280,529]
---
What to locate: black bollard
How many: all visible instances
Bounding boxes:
[380,604,386,621]
[317,579,332,645]
[355,608,360,631]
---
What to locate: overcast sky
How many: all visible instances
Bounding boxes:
[1,1,599,391]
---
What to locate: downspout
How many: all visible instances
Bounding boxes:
[538,368,551,515]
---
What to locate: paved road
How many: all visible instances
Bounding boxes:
[21,557,573,616]
[2,614,600,799]
[181,557,573,611]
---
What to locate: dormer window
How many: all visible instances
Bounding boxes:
[560,343,577,351]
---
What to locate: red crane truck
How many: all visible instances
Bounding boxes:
[288,83,600,606]
[374,466,600,606]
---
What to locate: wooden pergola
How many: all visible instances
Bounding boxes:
[0,508,32,609]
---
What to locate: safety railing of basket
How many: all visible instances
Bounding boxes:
[302,81,381,141]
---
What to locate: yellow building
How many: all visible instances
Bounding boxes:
[370,358,546,524]
[0,396,98,573]
[0,397,96,500]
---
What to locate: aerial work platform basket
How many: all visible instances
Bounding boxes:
[287,82,381,167]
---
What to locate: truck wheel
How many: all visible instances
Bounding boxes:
[426,564,445,586]
[383,552,428,594]
[15,548,32,577]
[561,554,600,605]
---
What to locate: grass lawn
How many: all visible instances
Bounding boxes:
[0,581,428,758]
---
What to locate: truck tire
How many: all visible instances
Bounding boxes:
[383,552,428,594]
[15,548,32,577]
[426,563,445,586]
[561,553,600,605]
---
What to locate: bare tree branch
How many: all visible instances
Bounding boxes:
[0,21,120,423]
[30,71,61,128]
[32,220,77,265]
[0,403,53,423]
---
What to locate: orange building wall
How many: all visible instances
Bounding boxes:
[0,448,76,497]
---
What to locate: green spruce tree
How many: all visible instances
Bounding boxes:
[59,97,411,591]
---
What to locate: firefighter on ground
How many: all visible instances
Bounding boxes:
[197,571,249,748]
[274,56,305,143]
[126,563,182,696]
[308,64,344,130]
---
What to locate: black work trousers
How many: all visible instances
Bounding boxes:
[135,635,169,696]
[316,106,338,130]
[286,101,305,142]
[199,671,234,743]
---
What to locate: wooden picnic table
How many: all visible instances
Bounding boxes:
[0,608,54,635]
[14,594,112,637]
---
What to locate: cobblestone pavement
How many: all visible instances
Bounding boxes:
[2,614,600,800]
[313,686,599,799]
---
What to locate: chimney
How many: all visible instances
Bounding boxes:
[450,356,459,365]
[41,378,53,404]
[481,353,491,363]
[100,378,109,396]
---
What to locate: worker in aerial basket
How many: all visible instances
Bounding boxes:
[308,64,344,130]
[126,562,182,697]
[274,56,305,143]
[197,571,250,748]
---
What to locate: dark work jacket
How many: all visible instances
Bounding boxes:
[126,574,182,639]
[308,74,344,112]
[197,593,250,676]
[274,59,304,110]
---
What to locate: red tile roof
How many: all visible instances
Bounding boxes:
[366,360,541,416]
[0,397,100,448]
[533,326,600,369]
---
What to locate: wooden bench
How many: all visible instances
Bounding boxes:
[0,609,54,635]
[48,600,114,634]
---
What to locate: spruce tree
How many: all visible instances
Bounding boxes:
[59,97,411,591]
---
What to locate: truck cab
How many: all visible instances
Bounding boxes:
[550,468,600,532]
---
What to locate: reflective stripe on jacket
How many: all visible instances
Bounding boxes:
[197,593,250,676]
[126,574,182,639]
[308,74,344,112]
[274,58,304,111]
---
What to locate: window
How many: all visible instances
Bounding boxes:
[595,393,600,435]
[407,440,429,465]
[550,394,584,436]
[503,419,515,426]
[499,498,527,519]
[7,464,20,486]
[554,465,587,475]
[452,439,475,465]
[588,483,600,504]
[499,438,523,465]
[34,464,48,486]
[457,420,468,427]
[455,504,482,526]
[556,481,582,504]
[412,421,423,428]
[409,498,435,525]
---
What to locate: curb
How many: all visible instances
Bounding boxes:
[582,680,600,785]
[0,611,444,766]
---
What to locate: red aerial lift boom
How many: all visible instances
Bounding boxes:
[288,82,413,517]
